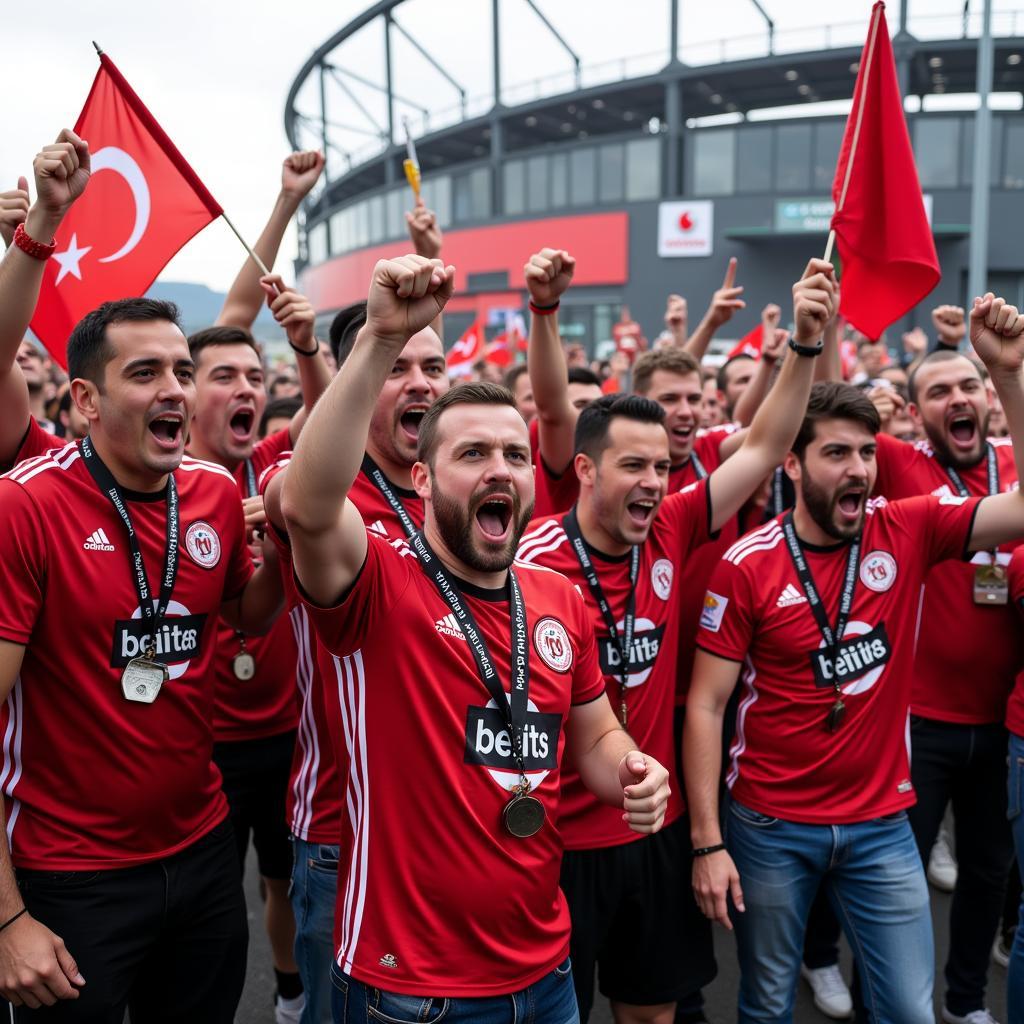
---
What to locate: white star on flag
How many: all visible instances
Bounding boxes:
[53,234,93,286]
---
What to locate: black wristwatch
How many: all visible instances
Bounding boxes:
[788,336,824,357]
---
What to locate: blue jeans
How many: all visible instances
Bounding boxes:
[1006,732,1024,1023]
[726,800,933,1024]
[330,957,578,1023]
[291,837,341,1024]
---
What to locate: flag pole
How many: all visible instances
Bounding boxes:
[220,212,272,277]
[824,2,884,263]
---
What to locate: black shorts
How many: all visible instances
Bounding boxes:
[213,729,296,880]
[560,815,716,1018]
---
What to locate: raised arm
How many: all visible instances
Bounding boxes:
[964,294,1024,551]
[664,294,688,347]
[732,304,787,427]
[684,257,746,362]
[706,259,836,532]
[814,293,842,383]
[525,248,577,475]
[0,131,90,465]
[405,195,444,340]
[281,256,454,606]
[216,151,324,329]
[0,178,30,249]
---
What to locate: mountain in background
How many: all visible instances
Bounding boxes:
[146,281,277,340]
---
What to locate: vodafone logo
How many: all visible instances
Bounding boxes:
[185,521,221,569]
[533,617,573,673]
[678,211,694,231]
[860,551,897,593]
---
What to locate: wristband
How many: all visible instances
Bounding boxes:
[13,223,57,261]
[288,338,319,357]
[692,842,727,858]
[529,300,560,316]
[788,337,824,358]
[0,908,27,934]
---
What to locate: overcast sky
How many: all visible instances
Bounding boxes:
[5,0,996,292]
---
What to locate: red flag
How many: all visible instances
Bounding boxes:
[830,2,939,340]
[483,332,514,367]
[31,53,223,368]
[727,324,763,361]
[447,316,485,377]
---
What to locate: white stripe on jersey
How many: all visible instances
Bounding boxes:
[726,657,758,790]
[517,531,569,564]
[2,679,24,847]
[516,521,565,562]
[289,606,320,841]
[723,521,781,564]
[177,456,237,483]
[257,453,292,491]
[5,444,79,485]
[725,524,784,565]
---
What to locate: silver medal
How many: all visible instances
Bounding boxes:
[232,651,256,681]
[121,657,168,704]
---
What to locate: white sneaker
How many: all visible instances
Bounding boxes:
[940,1008,1000,1024]
[928,829,958,892]
[274,993,304,1024]
[800,963,853,1019]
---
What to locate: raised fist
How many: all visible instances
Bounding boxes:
[524,248,575,308]
[705,257,745,329]
[969,293,1024,376]
[665,294,687,331]
[902,326,928,357]
[867,383,905,427]
[281,151,325,201]
[932,304,966,347]
[762,328,790,363]
[0,177,30,248]
[405,196,443,260]
[260,275,317,353]
[33,130,90,217]
[365,255,455,346]
[791,259,837,345]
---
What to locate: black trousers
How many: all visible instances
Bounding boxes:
[11,819,247,1023]
[907,715,1014,1017]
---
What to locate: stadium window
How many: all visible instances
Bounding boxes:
[598,142,626,203]
[1006,122,1024,189]
[693,130,736,196]
[570,148,597,206]
[736,126,773,193]
[550,152,569,207]
[385,188,403,239]
[329,209,348,254]
[812,122,844,191]
[626,138,661,200]
[454,167,491,223]
[774,124,812,192]
[423,175,452,228]
[504,160,526,215]
[307,222,327,264]
[961,117,1003,187]
[368,195,384,243]
[354,201,369,248]
[527,155,549,213]
[915,118,960,188]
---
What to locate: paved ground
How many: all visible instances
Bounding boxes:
[237,852,1009,1023]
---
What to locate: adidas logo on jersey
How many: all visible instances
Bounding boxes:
[776,583,808,607]
[83,528,115,552]
[435,613,465,640]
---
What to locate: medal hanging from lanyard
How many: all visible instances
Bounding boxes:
[946,445,1007,605]
[563,509,639,728]
[363,454,418,539]
[781,513,862,734]
[410,531,545,838]
[80,437,179,704]
[232,459,260,681]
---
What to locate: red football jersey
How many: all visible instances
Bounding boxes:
[529,418,582,519]
[0,444,253,869]
[212,428,298,742]
[875,432,1020,723]
[698,495,981,824]
[4,418,60,472]
[517,480,713,849]
[1003,547,1024,737]
[348,456,425,539]
[302,533,604,996]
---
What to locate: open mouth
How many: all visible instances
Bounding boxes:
[626,497,657,527]
[229,408,255,442]
[836,489,864,522]
[474,494,514,541]
[671,424,694,443]
[399,406,428,443]
[148,414,183,449]
[948,414,977,450]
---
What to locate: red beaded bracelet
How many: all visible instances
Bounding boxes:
[529,300,560,316]
[13,223,57,261]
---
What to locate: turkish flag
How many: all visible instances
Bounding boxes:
[727,324,763,361]
[447,316,485,377]
[31,53,223,368]
[830,2,939,340]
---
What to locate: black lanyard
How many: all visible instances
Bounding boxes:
[362,453,417,539]
[80,437,179,658]
[945,443,999,498]
[562,507,638,726]
[770,466,787,518]
[410,530,530,778]
[242,458,257,499]
[690,451,707,481]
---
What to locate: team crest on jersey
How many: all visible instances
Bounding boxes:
[650,558,674,601]
[700,591,728,632]
[859,551,897,593]
[533,617,573,673]
[184,521,221,569]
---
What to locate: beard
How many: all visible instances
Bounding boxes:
[925,410,991,471]
[801,473,863,541]
[431,479,534,575]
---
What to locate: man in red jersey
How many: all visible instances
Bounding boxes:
[870,316,1020,1023]
[516,259,833,1024]
[0,289,283,1018]
[1006,547,1024,1015]
[686,292,1024,1024]
[282,254,671,1023]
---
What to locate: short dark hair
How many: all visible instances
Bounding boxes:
[504,363,529,390]
[417,381,518,466]
[329,301,367,368]
[67,297,182,385]
[792,381,880,458]
[907,349,979,404]
[716,353,755,393]
[567,367,600,387]
[259,396,302,438]
[574,393,666,461]
[187,325,259,366]
[632,349,701,396]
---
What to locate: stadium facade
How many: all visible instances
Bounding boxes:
[285,0,1024,354]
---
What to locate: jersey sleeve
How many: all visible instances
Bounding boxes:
[693,424,737,473]
[569,586,605,705]
[299,532,414,656]
[896,493,983,567]
[694,554,756,663]
[657,478,716,555]
[252,428,293,477]
[873,432,926,500]
[533,454,581,519]
[0,482,47,645]
[2,420,60,474]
